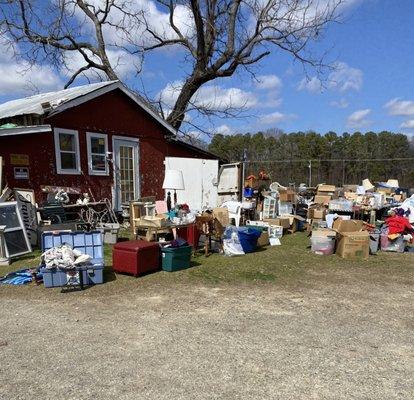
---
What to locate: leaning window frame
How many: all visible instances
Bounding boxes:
[53,128,81,175]
[0,201,32,258]
[86,132,109,176]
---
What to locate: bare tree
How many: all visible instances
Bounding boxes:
[1,0,344,131]
[0,0,141,88]
[143,0,344,130]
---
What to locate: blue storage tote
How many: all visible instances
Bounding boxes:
[40,231,104,288]
[238,227,261,253]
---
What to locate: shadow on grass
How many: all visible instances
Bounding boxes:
[10,250,41,265]
[103,265,117,282]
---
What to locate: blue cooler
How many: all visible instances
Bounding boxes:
[40,231,104,288]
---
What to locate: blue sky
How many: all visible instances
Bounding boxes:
[1,0,414,139]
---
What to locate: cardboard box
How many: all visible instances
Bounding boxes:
[263,217,290,229]
[377,187,392,195]
[257,231,270,247]
[136,216,167,227]
[314,195,331,206]
[317,184,336,196]
[332,219,363,232]
[312,228,337,239]
[344,191,358,200]
[279,189,296,202]
[212,207,229,227]
[333,219,369,259]
[336,232,369,259]
[283,215,306,233]
[308,206,327,220]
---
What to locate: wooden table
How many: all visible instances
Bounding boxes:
[134,222,194,242]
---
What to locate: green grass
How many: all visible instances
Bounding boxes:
[2,231,413,298]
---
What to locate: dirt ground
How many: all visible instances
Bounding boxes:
[1,259,414,399]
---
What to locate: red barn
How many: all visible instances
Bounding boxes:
[0,81,217,209]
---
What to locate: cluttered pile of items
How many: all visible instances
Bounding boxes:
[1,165,413,290]
[0,185,119,265]
[308,179,414,258]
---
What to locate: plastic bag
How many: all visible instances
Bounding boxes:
[222,226,245,256]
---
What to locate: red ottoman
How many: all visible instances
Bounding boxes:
[113,240,160,277]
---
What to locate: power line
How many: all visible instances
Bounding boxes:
[246,157,414,163]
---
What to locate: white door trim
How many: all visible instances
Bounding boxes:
[112,136,140,210]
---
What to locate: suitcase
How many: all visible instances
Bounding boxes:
[113,240,160,277]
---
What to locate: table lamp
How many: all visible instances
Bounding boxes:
[162,169,184,211]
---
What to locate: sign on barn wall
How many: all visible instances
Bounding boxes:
[10,154,29,166]
[14,167,29,180]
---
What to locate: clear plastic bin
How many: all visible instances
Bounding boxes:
[311,236,335,255]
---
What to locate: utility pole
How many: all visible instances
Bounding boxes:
[241,148,248,201]
[308,160,312,187]
[342,159,346,186]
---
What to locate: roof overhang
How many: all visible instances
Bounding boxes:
[168,137,222,160]
[0,124,52,137]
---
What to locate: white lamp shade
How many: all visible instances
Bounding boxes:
[162,169,184,190]
[386,179,399,188]
[362,178,375,191]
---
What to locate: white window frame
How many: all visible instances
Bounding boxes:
[86,132,109,176]
[54,128,81,175]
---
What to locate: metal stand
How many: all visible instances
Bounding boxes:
[0,226,10,266]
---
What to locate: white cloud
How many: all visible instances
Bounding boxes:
[259,111,295,125]
[400,120,414,129]
[330,62,363,92]
[255,75,282,90]
[298,62,363,93]
[298,76,323,93]
[346,109,371,129]
[158,81,257,113]
[71,0,194,49]
[385,98,414,116]
[330,98,349,109]
[0,38,62,96]
[214,124,234,135]
[62,49,140,80]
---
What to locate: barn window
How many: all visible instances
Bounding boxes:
[86,132,109,175]
[53,128,81,175]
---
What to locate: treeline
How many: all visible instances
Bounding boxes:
[208,130,414,188]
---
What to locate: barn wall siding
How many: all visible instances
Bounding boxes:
[0,89,215,204]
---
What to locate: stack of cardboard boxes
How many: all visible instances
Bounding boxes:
[314,184,335,206]
[311,219,370,259]
[308,184,370,259]
[307,184,336,231]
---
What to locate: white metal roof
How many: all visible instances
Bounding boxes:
[0,124,51,137]
[0,81,114,119]
[0,80,177,136]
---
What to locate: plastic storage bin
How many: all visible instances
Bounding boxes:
[113,240,160,276]
[97,223,120,244]
[369,232,380,254]
[311,236,335,255]
[238,227,261,253]
[278,201,293,216]
[40,231,104,288]
[380,234,405,252]
[161,245,192,272]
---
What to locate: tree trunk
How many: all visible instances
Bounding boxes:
[166,73,208,130]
